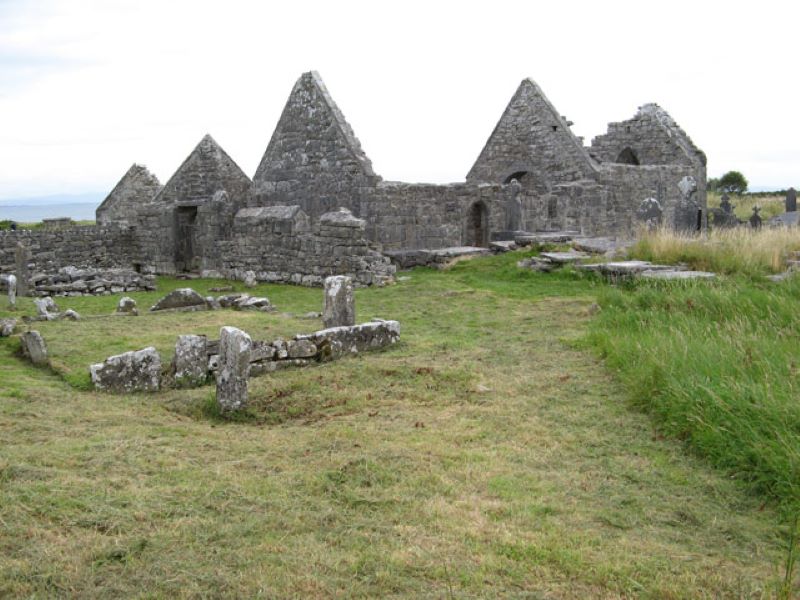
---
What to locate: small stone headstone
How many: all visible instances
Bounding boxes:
[216,326,252,412]
[243,271,257,288]
[504,178,523,232]
[15,243,29,297]
[787,187,797,213]
[323,275,355,329]
[750,206,762,229]
[173,334,208,388]
[116,296,138,315]
[7,274,16,309]
[21,330,48,366]
[635,198,663,230]
[720,194,733,214]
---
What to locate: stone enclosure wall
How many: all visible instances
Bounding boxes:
[0,226,138,277]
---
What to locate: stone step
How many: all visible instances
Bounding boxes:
[539,251,590,264]
[514,231,580,246]
[640,269,716,280]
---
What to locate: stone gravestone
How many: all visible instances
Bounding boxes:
[216,326,252,412]
[323,275,355,328]
[635,198,663,230]
[21,331,48,366]
[674,176,700,232]
[712,194,738,228]
[7,274,16,309]
[504,178,524,232]
[14,242,29,297]
[750,206,762,229]
[786,187,797,213]
[173,334,208,388]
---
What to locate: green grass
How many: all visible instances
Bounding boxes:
[0,252,795,597]
[585,274,800,516]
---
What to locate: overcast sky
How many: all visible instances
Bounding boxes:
[0,0,797,201]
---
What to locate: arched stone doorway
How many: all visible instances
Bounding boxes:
[466,201,489,247]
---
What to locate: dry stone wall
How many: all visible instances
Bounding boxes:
[0,226,139,281]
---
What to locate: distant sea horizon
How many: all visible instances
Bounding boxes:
[0,193,103,223]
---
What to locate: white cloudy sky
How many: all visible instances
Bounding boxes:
[0,0,797,201]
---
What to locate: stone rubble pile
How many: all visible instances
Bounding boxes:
[149,288,273,313]
[27,266,155,297]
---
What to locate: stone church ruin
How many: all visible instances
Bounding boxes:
[1,71,707,289]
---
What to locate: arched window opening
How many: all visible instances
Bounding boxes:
[504,171,529,184]
[616,148,640,165]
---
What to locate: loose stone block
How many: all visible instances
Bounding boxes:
[216,326,252,412]
[90,347,162,393]
[117,296,138,315]
[0,318,17,337]
[21,331,48,366]
[61,309,81,321]
[34,297,59,320]
[323,275,355,329]
[287,339,317,359]
[173,334,208,388]
[150,288,207,311]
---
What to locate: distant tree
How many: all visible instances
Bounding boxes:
[706,177,720,192]
[718,171,748,195]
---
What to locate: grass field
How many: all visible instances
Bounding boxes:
[1,252,797,597]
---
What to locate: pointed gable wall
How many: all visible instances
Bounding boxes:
[96,164,162,225]
[466,79,597,190]
[155,134,252,207]
[589,104,707,168]
[252,71,379,220]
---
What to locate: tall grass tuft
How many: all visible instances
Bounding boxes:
[629,226,800,276]
[585,276,800,514]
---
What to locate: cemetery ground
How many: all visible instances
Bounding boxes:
[1,249,799,597]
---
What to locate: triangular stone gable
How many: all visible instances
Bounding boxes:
[466,78,597,189]
[154,134,252,206]
[96,163,162,224]
[253,71,378,188]
[589,104,707,167]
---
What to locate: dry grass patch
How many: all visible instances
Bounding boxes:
[629,224,800,275]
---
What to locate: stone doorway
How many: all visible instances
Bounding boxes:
[175,206,198,272]
[466,201,488,247]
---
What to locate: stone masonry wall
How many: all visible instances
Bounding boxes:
[217,206,395,286]
[0,225,139,278]
[96,164,162,225]
[358,182,506,250]
[466,79,597,192]
[252,71,380,222]
[589,104,706,168]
